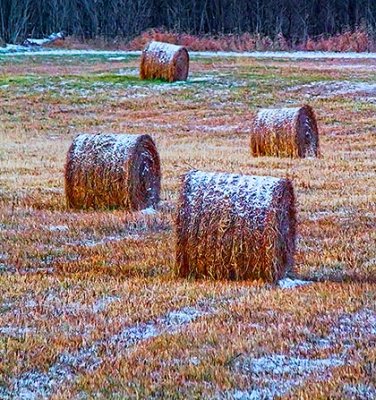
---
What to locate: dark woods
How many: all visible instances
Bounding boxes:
[0,0,375,43]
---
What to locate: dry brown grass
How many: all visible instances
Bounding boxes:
[64,133,161,210]
[140,41,189,82]
[0,51,375,399]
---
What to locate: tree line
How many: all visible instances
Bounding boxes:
[1,0,375,43]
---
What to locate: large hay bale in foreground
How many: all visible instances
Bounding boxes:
[176,170,296,282]
[251,105,319,158]
[65,133,161,210]
[140,41,189,82]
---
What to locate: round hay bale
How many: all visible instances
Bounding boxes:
[140,41,189,82]
[175,170,296,282]
[65,133,161,210]
[251,105,319,158]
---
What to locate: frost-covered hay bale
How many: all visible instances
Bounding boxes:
[176,170,296,282]
[251,105,319,158]
[140,41,189,82]
[65,133,161,210]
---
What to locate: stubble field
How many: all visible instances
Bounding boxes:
[0,51,375,399]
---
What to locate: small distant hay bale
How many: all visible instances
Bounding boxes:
[251,105,319,158]
[175,170,296,282]
[65,133,161,210]
[140,41,189,82]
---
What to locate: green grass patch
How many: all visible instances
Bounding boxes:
[0,75,41,86]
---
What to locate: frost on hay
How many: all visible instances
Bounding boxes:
[175,170,296,282]
[251,105,319,158]
[65,133,161,210]
[140,41,189,82]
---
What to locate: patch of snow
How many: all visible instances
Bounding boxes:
[108,57,128,61]
[58,348,102,372]
[118,68,139,76]
[25,39,47,46]
[189,75,218,82]
[20,266,55,274]
[0,326,36,338]
[193,50,376,60]
[47,225,69,232]
[0,47,141,56]
[1,48,376,59]
[6,292,120,321]
[246,354,343,375]
[295,337,333,352]
[329,308,376,338]
[342,383,376,400]
[117,81,187,99]
[144,41,183,64]
[12,370,61,400]
[7,305,209,399]
[24,299,38,308]
[288,80,376,99]
[109,307,206,349]
[364,258,376,268]
[226,307,376,399]
[337,64,376,70]
[229,380,302,400]
[193,124,240,133]
[186,170,281,218]
[161,307,205,332]
[92,295,120,313]
[0,44,23,53]
[121,92,149,99]
[46,293,120,316]
[189,357,200,366]
[71,133,139,169]
[68,233,141,248]
[24,33,64,47]
[307,207,355,221]
[232,354,343,399]
[255,107,300,130]
[107,321,159,349]
[278,278,313,289]
[124,121,178,130]
[141,206,157,215]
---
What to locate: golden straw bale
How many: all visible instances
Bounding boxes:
[140,41,189,82]
[65,133,161,210]
[251,105,319,158]
[175,170,296,282]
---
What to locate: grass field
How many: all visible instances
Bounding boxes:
[0,51,375,399]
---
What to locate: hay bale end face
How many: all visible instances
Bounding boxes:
[176,170,296,282]
[140,41,189,82]
[65,133,161,210]
[251,105,319,158]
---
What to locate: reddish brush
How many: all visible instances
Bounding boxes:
[251,105,320,158]
[128,28,375,52]
[65,133,161,210]
[175,170,296,282]
[140,41,189,82]
[304,30,371,52]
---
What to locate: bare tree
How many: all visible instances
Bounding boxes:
[0,0,375,44]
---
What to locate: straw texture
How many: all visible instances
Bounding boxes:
[251,105,319,157]
[140,41,189,82]
[65,133,161,210]
[175,170,296,282]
